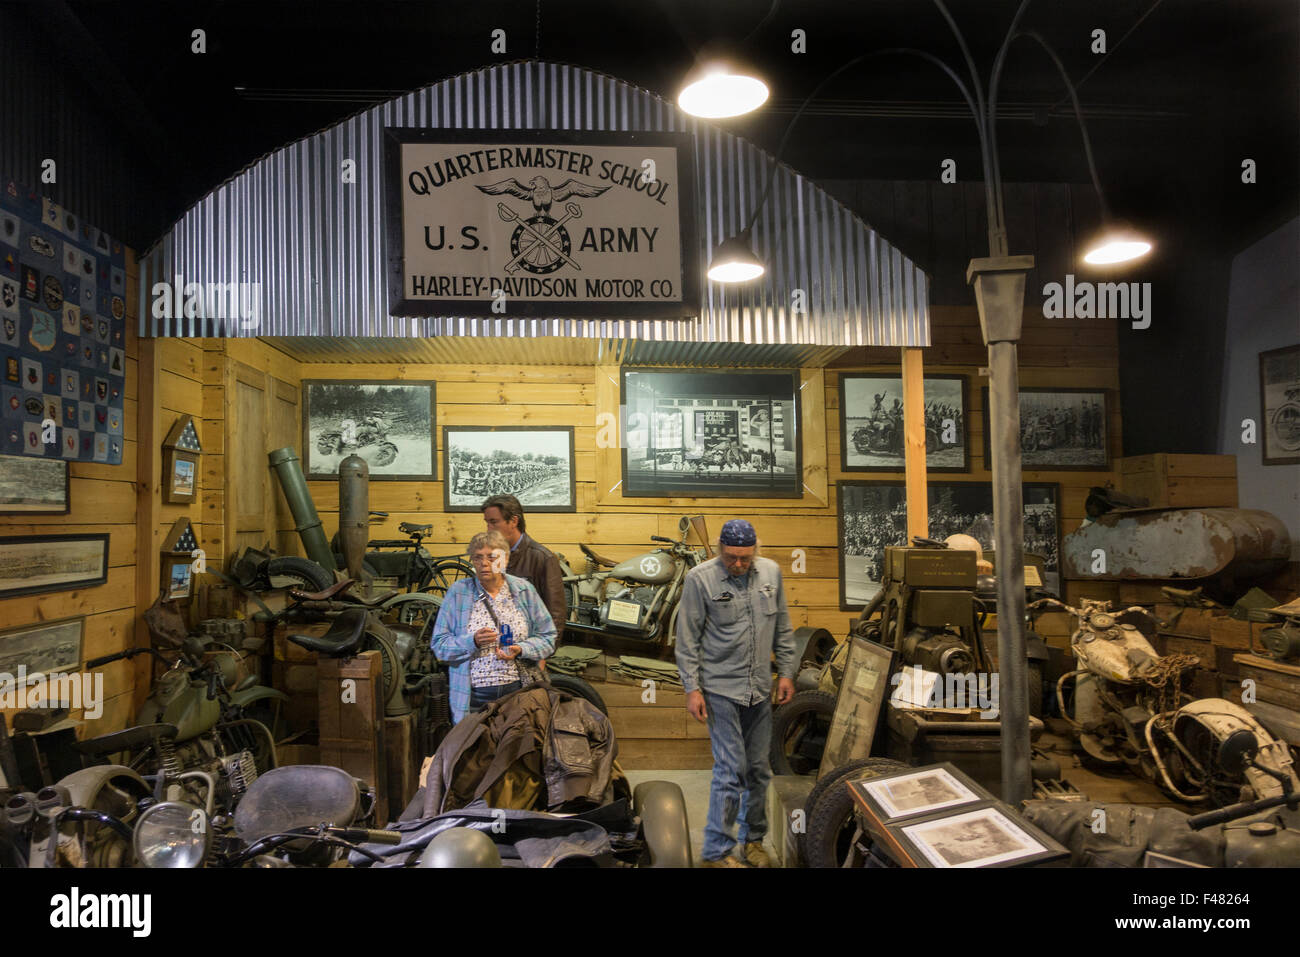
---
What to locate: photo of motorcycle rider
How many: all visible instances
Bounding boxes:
[430,529,556,721]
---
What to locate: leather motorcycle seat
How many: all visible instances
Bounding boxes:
[75,722,179,757]
[399,522,433,536]
[579,543,617,568]
[287,607,369,657]
[290,578,398,607]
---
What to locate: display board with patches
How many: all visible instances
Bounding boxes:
[0,179,127,464]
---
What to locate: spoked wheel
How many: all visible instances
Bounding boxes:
[770,691,836,776]
[423,558,474,598]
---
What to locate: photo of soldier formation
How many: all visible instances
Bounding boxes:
[1011,391,1107,468]
[447,448,570,506]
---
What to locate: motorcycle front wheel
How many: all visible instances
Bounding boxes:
[371,442,399,467]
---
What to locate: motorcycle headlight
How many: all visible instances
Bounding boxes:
[133,801,211,868]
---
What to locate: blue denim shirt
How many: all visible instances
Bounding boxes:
[431,573,556,722]
[674,555,797,705]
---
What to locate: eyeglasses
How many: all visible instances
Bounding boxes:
[469,553,503,566]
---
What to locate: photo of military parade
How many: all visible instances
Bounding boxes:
[838,482,1060,607]
[444,427,575,510]
[841,374,968,471]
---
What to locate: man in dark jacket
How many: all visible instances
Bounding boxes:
[482,494,567,640]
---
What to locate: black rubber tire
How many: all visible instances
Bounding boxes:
[1027,662,1044,719]
[264,556,334,591]
[770,690,837,776]
[804,758,910,869]
[547,673,607,716]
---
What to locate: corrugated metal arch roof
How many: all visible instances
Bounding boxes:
[138,59,929,353]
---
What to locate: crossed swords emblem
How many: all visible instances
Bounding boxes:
[496,201,583,274]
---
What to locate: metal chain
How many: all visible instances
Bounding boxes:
[1142,652,1200,727]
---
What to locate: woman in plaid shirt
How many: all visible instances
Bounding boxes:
[431,529,557,722]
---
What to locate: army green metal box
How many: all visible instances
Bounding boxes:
[884,547,976,588]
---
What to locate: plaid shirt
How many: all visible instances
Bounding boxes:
[431,573,557,722]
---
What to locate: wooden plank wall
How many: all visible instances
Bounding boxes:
[0,251,142,737]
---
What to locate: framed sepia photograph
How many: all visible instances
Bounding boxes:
[891,804,1064,869]
[0,617,85,692]
[0,534,109,599]
[859,764,984,822]
[818,636,895,777]
[302,380,436,480]
[840,374,969,472]
[444,426,576,512]
[0,454,69,514]
[982,387,1109,470]
[1260,345,1300,466]
[621,368,802,498]
[837,482,1060,609]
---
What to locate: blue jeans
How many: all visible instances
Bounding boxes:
[470,680,523,711]
[701,690,772,861]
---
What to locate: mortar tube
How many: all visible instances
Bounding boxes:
[267,447,338,572]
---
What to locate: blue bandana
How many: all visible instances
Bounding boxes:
[718,519,757,547]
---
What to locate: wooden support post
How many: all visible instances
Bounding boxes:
[133,334,162,714]
[900,347,928,541]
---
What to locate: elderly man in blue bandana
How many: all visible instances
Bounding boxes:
[675,519,797,867]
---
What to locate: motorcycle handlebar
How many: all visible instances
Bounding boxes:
[85,647,170,670]
[649,536,674,543]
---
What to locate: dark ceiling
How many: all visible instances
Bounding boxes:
[37,0,1300,255]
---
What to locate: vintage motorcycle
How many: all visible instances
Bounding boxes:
[852,418,941,456]
[558,517,706,656]
[315,412,399,467]
[1033,596,1299,806]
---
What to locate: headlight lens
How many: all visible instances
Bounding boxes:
[133,801,210,868]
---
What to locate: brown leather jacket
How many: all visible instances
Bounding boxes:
[509,533,566,640]
[421,686,618,815]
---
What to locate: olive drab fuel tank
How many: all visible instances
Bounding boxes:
[609,550,678,585]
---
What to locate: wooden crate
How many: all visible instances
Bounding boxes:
[384,712,423,817]
[1154,604,1222,639]
[1233,654,1300,712]
[1209,617,1270,652]
[1117,453,1237,508]
[318,651,388,824]
[1157,634,1215,670]
[1117,582,1170,606]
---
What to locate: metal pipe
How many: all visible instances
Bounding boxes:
[338,454,370,581]
[988,339,1030,805]
[267,447,338,572]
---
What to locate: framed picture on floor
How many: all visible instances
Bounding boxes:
[1260,344,1300,465]
[840,374,969,472]
[301,380,436,480]
[837,482,1059,609]
[818,636,895,777]
[444,426,576,512]
[621,368,802,498]
[982,387,1109,470]
[0,454,69,514]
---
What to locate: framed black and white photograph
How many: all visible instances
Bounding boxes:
[840,374,968,472]
[443,426,576,512]
[0,454,69,514]
[302,380,436,480]
[621,368,802,498]
[1260,345,1300,466]
[0,534,109,600]
[837,482,1060,609]
[819,636,895,776]
[983,387,1109,470]
[0,617,85,692]
[892,804,1063,869]
[860,765,983,822]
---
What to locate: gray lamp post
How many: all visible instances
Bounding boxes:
[690,0,1151,804]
